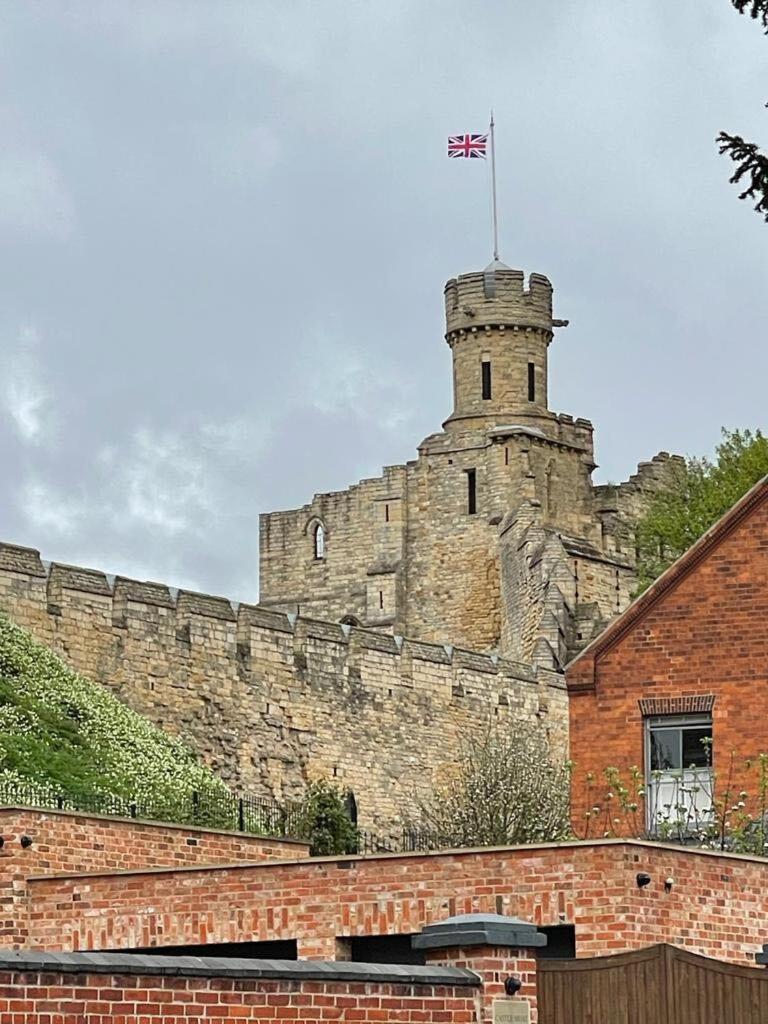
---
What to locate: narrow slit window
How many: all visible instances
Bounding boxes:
[379,590,384,609]
[385,503,390,522]
[527,362,536,402]
[313,523,325,560]
[466,469,477,515]
[481,360,492,400]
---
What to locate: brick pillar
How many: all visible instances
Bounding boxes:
[413,913,546,1024]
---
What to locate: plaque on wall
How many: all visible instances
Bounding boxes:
[492,998,531,1024]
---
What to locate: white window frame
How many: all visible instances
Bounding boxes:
[644,713,713,836]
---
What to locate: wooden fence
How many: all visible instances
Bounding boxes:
[538,943,768,1023]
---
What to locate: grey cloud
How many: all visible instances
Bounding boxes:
[0,0,766,600]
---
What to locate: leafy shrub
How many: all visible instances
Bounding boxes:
[293,780,359,856]
[0,614,230,818]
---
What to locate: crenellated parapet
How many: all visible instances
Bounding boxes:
[0,539,567,831]
[444,267,553,338]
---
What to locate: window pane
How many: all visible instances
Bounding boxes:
[682,727,711,768]
[650,728,680,770]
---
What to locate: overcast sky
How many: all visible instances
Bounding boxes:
[0,1,766,602]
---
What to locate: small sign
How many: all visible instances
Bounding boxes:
[493,998,531,1024]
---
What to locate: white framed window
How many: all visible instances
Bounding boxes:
[644,714,713,835]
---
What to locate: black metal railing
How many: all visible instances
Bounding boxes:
[0,780,302,838]
[0,781,474,853]
[354,828,457,855]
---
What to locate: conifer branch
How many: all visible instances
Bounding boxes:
[717,133,768,220]
[731,0,768,30]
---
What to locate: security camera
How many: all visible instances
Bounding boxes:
[636,872,651,888]
[504,976,522,996]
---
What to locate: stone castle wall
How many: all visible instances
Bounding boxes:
[258,263,682,655]
[0,541,567,831]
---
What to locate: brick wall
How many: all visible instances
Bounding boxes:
[0,808,308,948]
[21,839,768,966]
[567,479,768,825]
[0,808,307,875]
[0,957,479,1023]
[0,547,566,828]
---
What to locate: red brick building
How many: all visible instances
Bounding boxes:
[567,475,768,834]
[3,805,768,1020]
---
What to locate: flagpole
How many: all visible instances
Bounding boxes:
[489,110,500,261]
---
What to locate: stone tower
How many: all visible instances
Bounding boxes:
[259,263,678,662]
[443,263,558,430]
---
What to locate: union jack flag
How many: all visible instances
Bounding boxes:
[447,133,488,159]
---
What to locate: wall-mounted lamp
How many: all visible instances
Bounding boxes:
[636,872,652,888]
[0,837,4,849]
[664,877,674,893]
[20,835,33,849]
[504,976,522,996]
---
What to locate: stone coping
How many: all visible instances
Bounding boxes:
[414,913,546,951]
[0,804,309,848]
[26,837,768,884]
[0,951,479,986]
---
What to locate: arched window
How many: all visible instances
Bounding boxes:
[313,522,325,560]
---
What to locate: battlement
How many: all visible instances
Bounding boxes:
[0,542,560,687]
[444,266,553,336]
[0,539,568,830]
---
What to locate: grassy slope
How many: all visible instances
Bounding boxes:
[0,614,229,812]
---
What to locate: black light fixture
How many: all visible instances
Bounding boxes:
[664,877,674,893]
[0,837,4,848]
[20,835,32,849]
[504,976,522,996]
[636,872,652,888]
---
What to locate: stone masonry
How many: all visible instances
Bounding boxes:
[0,541,566,830]
[259,262,681,664]
[0,262,681,828]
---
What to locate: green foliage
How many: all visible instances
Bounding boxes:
[635,428,768,591]
[294,780,359,856]
[719,2,768,220]
[577,753,768,857]
[0,614,231,817]
[414,720,571,848]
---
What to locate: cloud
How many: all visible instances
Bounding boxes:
[0,152,75,239]
[0,325,53,444]
[113,427,214,536]
[18,479,86,537]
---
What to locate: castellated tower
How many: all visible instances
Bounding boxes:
[259,263,679,663]
[443,264,556,430]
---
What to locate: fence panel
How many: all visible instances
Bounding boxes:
[538,944,768,1024]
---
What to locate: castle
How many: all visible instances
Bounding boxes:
[260,261,680,668]
[0,261,679,828]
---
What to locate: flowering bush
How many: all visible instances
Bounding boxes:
[577,753,768,856]
[0,614,230,814]
[411,720,571,847]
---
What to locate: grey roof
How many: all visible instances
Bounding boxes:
[0,950,479,986]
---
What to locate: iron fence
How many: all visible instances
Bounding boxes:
[354,828,456,855]
[0,780,302,838]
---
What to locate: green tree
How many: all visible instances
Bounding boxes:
[717,1,768,220]
[294,780,359,856]
[635,428,768,591]
[413,720,570,848]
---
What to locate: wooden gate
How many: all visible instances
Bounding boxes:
[538,943,768,1023]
